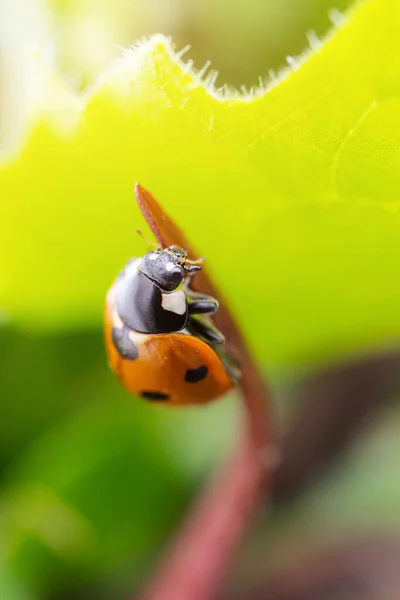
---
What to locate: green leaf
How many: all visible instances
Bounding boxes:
[1,0,400,366]
[0,400,191,596]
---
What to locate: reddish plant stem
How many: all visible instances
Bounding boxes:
[141,438,267,600]
[135,184,272,600]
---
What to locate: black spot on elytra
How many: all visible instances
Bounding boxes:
[141,391,171,401]
[185,365,208,383]
[112,326,139,361]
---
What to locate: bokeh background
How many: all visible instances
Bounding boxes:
[2,1,400,599]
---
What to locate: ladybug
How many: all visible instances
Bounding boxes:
[105,244,237,406]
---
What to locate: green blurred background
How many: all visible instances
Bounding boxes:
[4,1,400,599]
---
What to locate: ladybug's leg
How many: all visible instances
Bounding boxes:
[188,298,218,315]
[215,348,241,382]
[112,325,139,360]
[187,290,219,316]
[183,275,219,314]
[186,316,225,345]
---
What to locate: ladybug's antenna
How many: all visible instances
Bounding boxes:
[136,229,159,249]
[182,255,204,273]
[183,256,205,266]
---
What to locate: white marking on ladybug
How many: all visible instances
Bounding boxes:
[112,307,124,329]
[125,258,142,277]
[129,329,147,345]
[161,290,186,315]
[165,261,175,272]
[149,253,158,261]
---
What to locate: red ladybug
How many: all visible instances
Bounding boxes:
[105,245,237,406]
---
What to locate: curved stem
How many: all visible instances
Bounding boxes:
[141,438,268,600]
[135,183,273,600]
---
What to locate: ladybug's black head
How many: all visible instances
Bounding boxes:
[140,246,201,292]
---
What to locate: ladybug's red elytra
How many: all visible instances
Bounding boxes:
[105,244,238,406]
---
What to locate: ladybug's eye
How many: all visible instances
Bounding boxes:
[164,264,185,289]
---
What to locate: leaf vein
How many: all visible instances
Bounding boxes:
[329,100,378,200]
